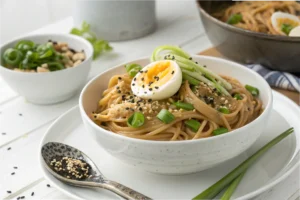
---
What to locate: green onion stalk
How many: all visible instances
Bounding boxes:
[151,45,232,96]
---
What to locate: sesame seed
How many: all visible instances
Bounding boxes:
[47,184,51,187]
[171,71,174,74]
[7,191,12,193]
[148,82,153,86]
[149,88,153,91]
[148,99,152,103]
[144,70,148,73]
[141,77,145,81]
[125,107,130,110]
[7,147,11,150]
[130,108,134,111]
[195,62,198,64]
[116,86,120,89]
[94,115,97,119]
[129,96,134,99]
[118,77,122,80]
[11,172,15,175]
[19,113,23,116]
[144,91,147,94]
[20,196,25,199]
[132,83,135,86]
[139,107,143,111]
[142,85,145,88]
[189,57,192,60]
[155,86,159,89]
[31,192,34,196]
[2,132,6,135]
[117,90,121,93]
[13,167,18,169]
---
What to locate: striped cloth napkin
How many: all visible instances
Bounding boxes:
[246,64,300,93]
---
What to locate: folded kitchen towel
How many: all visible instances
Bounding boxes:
[246,64,300,93]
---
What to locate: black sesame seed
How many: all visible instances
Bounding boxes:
[117,90,121,93]
[126,107,130,110]
[144,92,147,94]
[47,184,51,187]
[148,82,153,86]
[144,70,148,73]
[195,62,198,64]
[116,86,120,89]
[19,113,23,116]
[133,77,136,81]
[127,92,130,95]
[148,99,152,103]
[2,132,6,135]
[172,56,175,60]
[31,192,34,196]
[156,77,160,81]
[11,172,15,175]
[139,70,143,73]
[141,78,144,81]
[139,107,143,111]
[171,71,174,74]
[142,85,145,88]
[204,65,207,68]
[17,197,20,200]
[129,96,133,99]
[7,191,12,193]
[94,115,97,119]
[20,196,25,199]
[132,83,135,86]
[155,86,159,89]
[130,108,134,111]
[69,48,76,53]
[149,88,153,91]
[7,147,11,150]
[189,57,192,60]
[13,167,18,169]
[52,41,57,45]
[118,77,122,80]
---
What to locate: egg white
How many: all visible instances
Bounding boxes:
[131,60,182,100]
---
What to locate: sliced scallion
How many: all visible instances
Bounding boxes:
[125,63,142,77]
[174,101,194,111]
[182,74,200,86]
[218,107,230,114]
[212,127,228,136]
[127,112,145,128]
[157,109,175,124]
[245,85,259,96]
[233,93,243,100]
[185,119,201,132]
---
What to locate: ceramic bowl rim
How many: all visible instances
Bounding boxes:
[197,2,300,42]
[0,33,93,76]
[79,55,273,145]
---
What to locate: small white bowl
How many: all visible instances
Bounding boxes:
[79,56,273,175]
[0,33,93,104]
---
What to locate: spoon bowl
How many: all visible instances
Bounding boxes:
[41,142,151,200]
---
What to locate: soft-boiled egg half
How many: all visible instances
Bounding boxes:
[131,60,182,100]
[271,12,300,35]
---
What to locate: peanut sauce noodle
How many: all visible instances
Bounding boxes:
[213,1,300,35]
[91,74,262,141]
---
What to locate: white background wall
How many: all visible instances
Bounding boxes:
[0,0,74,44]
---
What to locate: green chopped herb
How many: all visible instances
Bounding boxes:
[185,119,201,132]
[157,109,175,124]
[125,63,142,77]
[218,107,230,114]
[245,85,259,96]
[174,101,194,111]
[212,127,228,136]
[127,112,145,128]
[227,14,243,25]
[233,93,243,100]
[281,23,294,35]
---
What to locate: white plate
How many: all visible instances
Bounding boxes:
[39,91,300,200]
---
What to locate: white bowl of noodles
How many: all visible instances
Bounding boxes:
[79,49,272,174]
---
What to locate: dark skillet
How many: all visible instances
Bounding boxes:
[197,1,300,73]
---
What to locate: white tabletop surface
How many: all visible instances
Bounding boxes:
[0,1,299,200]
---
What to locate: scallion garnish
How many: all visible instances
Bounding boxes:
[125,63,142,77]
[185,119,201,132]
[127,112,145,128]
[281,23,294,35]
[212,127,228,136]
[174,101,194,111]
[157,109,175,124]
[233,93,243,100]
[227,13,243,25]
[182,74,200,86]
[193,128,294,200]
[245,85,259,96]
[220,171,246,200]
[218,107,230,114]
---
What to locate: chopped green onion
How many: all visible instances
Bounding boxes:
[174,101,194,111]
[3,48,23,66]
[157,109,175,124]
[192,128,294,200]
[221,171,246,200]
[227,14,243,25]
[125,63,142,77]
[15,40,35,52]
[212,127,228,136]
[185,119,201,132]
[245,85,259,96]
[218,107,230,114]
[233,93,243,100]
[47,62,65,71]
[127,112,145,128]
[281,23,294,35]
[182,74,200,86]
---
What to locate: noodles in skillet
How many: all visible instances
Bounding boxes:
[213,1,300,35]
[91,46,263,141]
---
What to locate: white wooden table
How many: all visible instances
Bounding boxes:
[0,1,299,199]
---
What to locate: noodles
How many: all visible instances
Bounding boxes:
[214,1,300,35]
[91,74,262,141]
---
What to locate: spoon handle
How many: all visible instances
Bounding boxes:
[103,180,152,200]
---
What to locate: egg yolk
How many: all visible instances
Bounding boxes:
[277,18,299,29]
[141,61,173,86]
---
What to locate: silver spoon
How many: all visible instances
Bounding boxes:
[41,142,152,200]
